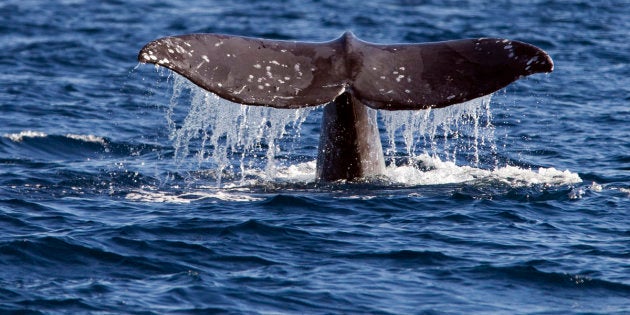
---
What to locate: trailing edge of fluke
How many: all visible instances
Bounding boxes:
[138,32,553,182]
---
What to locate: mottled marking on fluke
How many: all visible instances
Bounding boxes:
[138,32,553,182]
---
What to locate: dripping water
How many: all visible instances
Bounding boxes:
[166,74,496,185]
[163,77,578,188]
[380,95,496,168]
[166,75,312,186]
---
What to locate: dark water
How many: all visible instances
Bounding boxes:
[1,0,629,314]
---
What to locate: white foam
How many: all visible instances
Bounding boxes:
[4,130,47,142]
[265,154,581,187]
[65,134,106,144]
[273,160,317,183]
[3,131,106,145]
[617,187,630,196]
[125,189,263,203]
[490,164,581,186]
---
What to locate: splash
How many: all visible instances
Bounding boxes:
[166,75,312,185]
[384,153,581,187]
[380,95,495,166]
[162,76,580,189]
[377,96,580,187]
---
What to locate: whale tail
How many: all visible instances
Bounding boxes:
[138,32,553,111]
[138,32,553,182]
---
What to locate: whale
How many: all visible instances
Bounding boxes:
[138,32,553,182]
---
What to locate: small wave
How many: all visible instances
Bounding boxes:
[4,131,106,146]
[342,249,462,266]
[63,134,106,145]
[0,236,184,278]
[125,189,264,203]
[219,219,313,241]
[1,130,166,162]
[2,131,109,156]
[468,264,630,294]
[3,130,47,142]
[261,194,320,209]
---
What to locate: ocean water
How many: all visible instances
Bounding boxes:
[1,0,629,314]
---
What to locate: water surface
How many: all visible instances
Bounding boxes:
[1,0,629,314]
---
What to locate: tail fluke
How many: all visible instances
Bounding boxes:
[138,32,553,110]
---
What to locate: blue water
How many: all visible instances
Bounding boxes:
[1,0,629,314]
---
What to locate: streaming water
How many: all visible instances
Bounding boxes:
[380,95,495,166]
[164,75,579,189]
[167,75,312,186]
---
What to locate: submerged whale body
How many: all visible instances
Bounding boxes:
[138,32,553,182]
